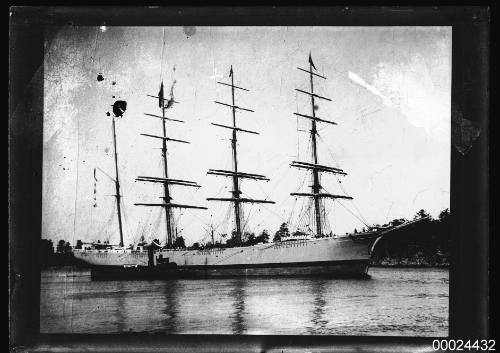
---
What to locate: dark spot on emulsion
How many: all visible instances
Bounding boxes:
[314,104,319,111]
[112,95,115,98]
[97,73,104,82]
[106,112,110,116]
[183,26,196,38]
[112,81,116,85]
[112,100,127,117]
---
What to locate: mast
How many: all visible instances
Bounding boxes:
[291,54,353,237]
[135,81,207,248]
[207,66,274,245]
[230,67,242,240]
[112,116,124,247]
[308,57,322,237]
[160,96,173,247]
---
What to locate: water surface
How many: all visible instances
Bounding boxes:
[40,267,448,336]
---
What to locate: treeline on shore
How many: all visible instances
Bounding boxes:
[40,208,451,268]
[39,239,81,267]
[370,208,451,267]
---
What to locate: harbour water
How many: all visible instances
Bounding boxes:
[40,267,448,336]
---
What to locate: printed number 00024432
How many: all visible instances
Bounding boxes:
[432,340,495,351]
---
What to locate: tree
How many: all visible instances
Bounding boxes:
[390,218,407,226]
[414,209,431,220]
[56,240,72,254]
[243,232,256,246]
[438,208,450,222]
[225,230,240,247]
[225,237,238,247]
[56,239,66,253]
[274,223,289,242]
[173,236,186,249]
[191,242,200,250]
[292,230,306,237]
[75,240,83,249]
[40,239,54,254]
[255,229,270,244]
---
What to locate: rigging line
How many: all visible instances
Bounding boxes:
[322,182,368,226]
[152,208,164,242]
[287,197,298,225]
[344,192,370,225]
[295,197,310,230]
[316,132,341,169]
[336,200,370,228]
[295,201,305,232]
[254,166,285,202]
[172,203,184,226]
[140,209,155,240]
[136,209,149,239]
[294,198,305,231]
[241,203,255,235]
[250,197,287,223]
[323,200,332,235]
[212,206,229,233]
[143,209,155,237]
[294,167,309,193]
[183,207,211,235]
[95,201,117,239]
[296,194,308,223]
[212,203,232,232]
[147,208,163,242]
[385,201,394,223]
[314,134,370,224]
[289,198,299,228]
[301,199,313,233]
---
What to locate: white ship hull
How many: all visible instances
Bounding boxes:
[73,249,150,267]
[73,234,384,277]
[154,236,376,277]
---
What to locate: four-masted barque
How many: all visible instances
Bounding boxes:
[74,55,420,278]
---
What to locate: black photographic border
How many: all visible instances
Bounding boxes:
[9,6,491,352]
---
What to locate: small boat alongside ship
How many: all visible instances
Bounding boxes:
[74,54,424,279]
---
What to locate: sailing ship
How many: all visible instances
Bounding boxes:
[75,55,423,278]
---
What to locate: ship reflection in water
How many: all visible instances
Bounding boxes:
[40,267,448,336]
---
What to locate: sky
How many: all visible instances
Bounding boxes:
[42,26,451,247]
